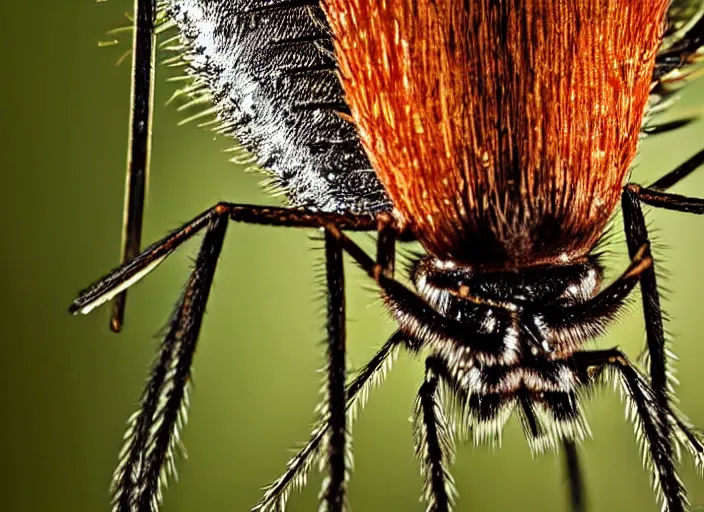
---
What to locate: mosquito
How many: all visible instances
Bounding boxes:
[72,1,704,510]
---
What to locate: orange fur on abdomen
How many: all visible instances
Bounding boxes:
[323,0,668,268]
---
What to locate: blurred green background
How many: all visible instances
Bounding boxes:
[2,2,704,511]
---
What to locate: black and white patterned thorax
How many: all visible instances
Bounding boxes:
[163,0,390,214]
[394,256,610,451]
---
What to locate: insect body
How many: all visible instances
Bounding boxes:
[73,1,704,511]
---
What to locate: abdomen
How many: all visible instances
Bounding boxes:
[323,0,669,266]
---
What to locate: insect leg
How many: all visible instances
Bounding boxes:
[414,357,456,512]
[112,0,157,332]
[629,184,704,213]
[626,147,704,214]
[253,331,409,511]
[562,440,586,512]
[647,147,704,191]
[70,203,377,316]
[620,148,704,501]
[572,349,689,512]
[650,9,704,115]
[375,212,397,277]
[71,204,379,511]
[523,244,652,348]
[321,231,347,512]
[323,224,516,357]
[654,10,704,82]
[319,212,400,510]
[642,118,698,136]
[111,212,228,512]
[526,246,653,512]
